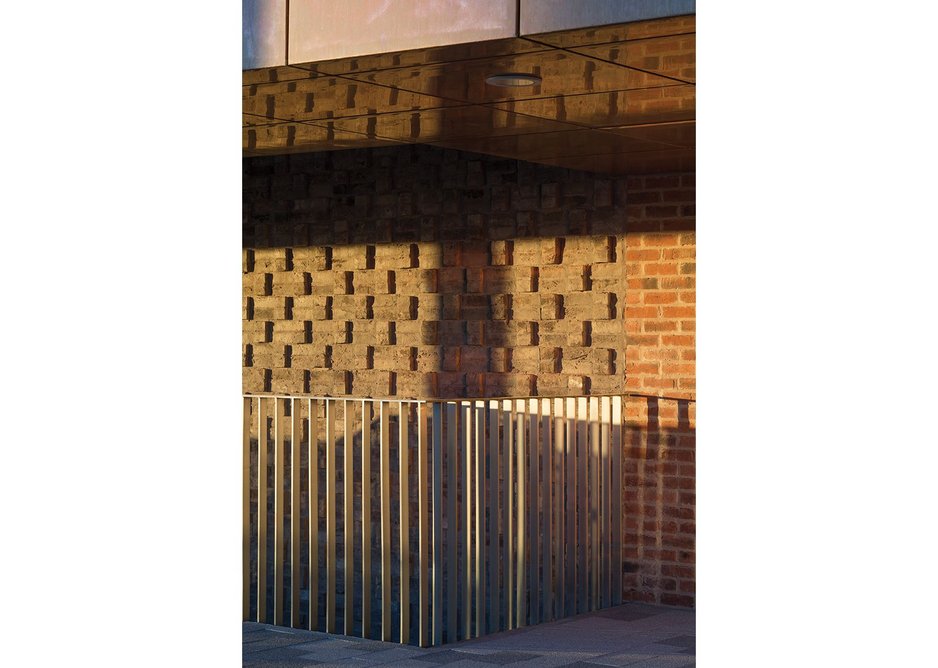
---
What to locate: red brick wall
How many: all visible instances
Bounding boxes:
[621,173,695,606]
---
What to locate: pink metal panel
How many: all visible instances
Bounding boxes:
[288,0,516,66]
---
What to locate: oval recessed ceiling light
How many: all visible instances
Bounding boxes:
[485,73,542,87]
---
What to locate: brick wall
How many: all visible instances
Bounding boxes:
[243,145,695,607]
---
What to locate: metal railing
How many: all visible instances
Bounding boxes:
[243,394,624,646]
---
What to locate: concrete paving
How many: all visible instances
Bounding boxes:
[243,604,695,667]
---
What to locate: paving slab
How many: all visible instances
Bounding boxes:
[244,603,695,667]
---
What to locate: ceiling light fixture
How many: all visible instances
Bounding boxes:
[485,73,542,87]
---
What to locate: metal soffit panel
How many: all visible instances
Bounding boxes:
[243,16,695,174]
[288,0,517,65]
[518,0,695,36]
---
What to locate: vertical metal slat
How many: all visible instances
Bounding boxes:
[503,398,513,629]
[446,402,457,642]
[344,400,354,636]
[308,399,319,630]
[611,396,623,605]
[515,400,526,629]
[361,400,372,638]
[418,402,430,647]
[291,398,301,627]
[325,399,337,633]
[380,401,392,642]
[527,398,539,627]
[274,399,285,625]
[576,397,588,615]
[462,401,472,640]
[589,396,600,609]
[474,401,485,637]
[553,397,564,620]
[565,397,576,616]
[487,401,499,633]
[243,397,252,621]
[257,397,268,623]
[400,401,411,645]
[432,402,443,646]
[601,396,612,608]
[540,398,552,622]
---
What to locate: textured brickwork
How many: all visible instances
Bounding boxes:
[243,145,634,399]
[243,144,696,608]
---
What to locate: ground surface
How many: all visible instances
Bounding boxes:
[243,603,695,667]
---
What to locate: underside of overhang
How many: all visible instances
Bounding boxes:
[242,15,695,175]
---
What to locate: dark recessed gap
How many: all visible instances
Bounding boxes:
[409,296,418,320]
[324,247,333,270]
[244,344,254,367]
[245,249,255,272]
[303,272,312,295]
[366,346,375,369]
[344,271,354,294]
[325,296,333,320]
[264,322,274,343]
[285,248,294,271]
[324,346,333,368]
[582,265,593,291]
[530,267,539,292]
[409,243,420,268]
[284,297,294,320]
[365,245,376,269]
[284,345,292,368]
[388,322,397,345]
[263,369,272,393]
[583,321,593,346]
[246,297,255,320]
[304,321,313,343]
[531,322,540,346]
[387,271,396,294]
[263,273,273,296]
[607,236,618,262]
[366,296,375,319]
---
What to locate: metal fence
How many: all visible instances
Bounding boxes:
[243,394,624,646]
